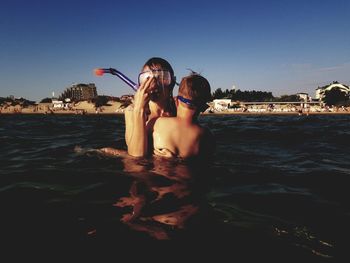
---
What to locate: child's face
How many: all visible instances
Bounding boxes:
[139,65,172,102]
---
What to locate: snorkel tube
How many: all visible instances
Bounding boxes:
[94,68,138,92]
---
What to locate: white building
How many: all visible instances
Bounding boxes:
[315,82,350,100]
[213,99,231,111]
[52,99,64,109]
[296,93,310,102]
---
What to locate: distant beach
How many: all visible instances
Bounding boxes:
[0,101,125,115]
[1,100,350,115]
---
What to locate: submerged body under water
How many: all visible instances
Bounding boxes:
[0,114,349,260]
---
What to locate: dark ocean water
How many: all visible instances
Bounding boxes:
[0,114,349,261]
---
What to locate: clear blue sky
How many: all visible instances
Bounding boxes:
[1,0,349,101]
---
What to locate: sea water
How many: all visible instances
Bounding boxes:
[0,114,349,261]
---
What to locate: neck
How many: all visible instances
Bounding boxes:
[149,100,171,117]
[176,105,198,123]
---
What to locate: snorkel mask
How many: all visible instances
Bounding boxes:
[138,70,172,87]
[138,69,173,100]
[94,68,174,97]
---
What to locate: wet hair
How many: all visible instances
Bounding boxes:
[143,57,176,90]
[178,73,212,112]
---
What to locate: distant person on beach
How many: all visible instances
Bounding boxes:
[124,57,176,157]
[151,73,215,161]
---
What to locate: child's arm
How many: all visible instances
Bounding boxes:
[125,104,148,157]
[125,77,155,157]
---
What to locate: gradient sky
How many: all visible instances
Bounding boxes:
[1,0,349,101]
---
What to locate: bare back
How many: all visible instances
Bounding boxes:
[152,117,213,159]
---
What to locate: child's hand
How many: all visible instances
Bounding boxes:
[133,76,156,113]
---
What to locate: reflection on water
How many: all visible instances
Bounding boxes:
[101,148,209,240]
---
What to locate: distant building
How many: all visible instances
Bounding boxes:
[213,99,231,111]
[52,99,64,109]
[296,93,310,102]
[60,83,98,101]
[315,81,350,100]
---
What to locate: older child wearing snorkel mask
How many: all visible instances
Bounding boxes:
[125,57,176,157]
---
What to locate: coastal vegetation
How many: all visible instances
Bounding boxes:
[213,88,274,101]
[323,88,350,107]
[92,95,112,107]
[40,97,52,103]
[0,96,36,106]
[212,88,302,102]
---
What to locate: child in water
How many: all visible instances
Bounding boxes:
[151,72,215,161]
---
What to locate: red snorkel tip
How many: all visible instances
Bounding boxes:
[94,68,105,76]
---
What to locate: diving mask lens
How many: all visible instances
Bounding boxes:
[138,71,153,85]
[138,70,172,87]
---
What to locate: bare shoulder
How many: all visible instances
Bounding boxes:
[154,116,177,129]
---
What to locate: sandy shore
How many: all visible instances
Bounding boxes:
[0,101,125,115]
[1,100,350,115]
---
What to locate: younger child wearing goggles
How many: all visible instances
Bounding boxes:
[152,73,215,160]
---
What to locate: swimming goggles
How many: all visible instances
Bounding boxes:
[138,70,172,87]
[177,95,210,111]
[177,96,197,108]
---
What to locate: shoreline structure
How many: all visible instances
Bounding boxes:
[1,100,349,115]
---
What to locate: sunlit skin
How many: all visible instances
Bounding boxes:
[125,63,175,157]
[152,75,215,160]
